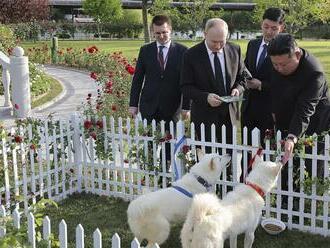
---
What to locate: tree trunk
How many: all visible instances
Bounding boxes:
[142,0,150,43]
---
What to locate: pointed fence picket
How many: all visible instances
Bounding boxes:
[0,208,159,247]
[0,114,329,240]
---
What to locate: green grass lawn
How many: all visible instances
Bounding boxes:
[20,39,330,81]
[43,193,330,248]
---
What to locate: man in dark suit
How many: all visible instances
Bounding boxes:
[181,18,246,154]
[268,34,330,175]
[129,15,189,123]
[242,8,285,144]
[129,15,189,169]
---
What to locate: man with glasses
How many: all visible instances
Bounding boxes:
[242,7,285,145]
[129,15,189,168]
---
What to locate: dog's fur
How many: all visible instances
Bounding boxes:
[127,151,231,247]
[181,155,283,248]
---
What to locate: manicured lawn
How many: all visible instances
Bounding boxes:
[44,193,330,248]
[21,39,330,81]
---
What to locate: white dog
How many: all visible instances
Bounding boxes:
[181,154,283,248]
[127,151,231,247]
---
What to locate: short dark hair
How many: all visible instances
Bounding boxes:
[152,15,172,26]
[263,7,285,24]
[268,33,297,56]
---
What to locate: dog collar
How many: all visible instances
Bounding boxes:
[172,186,193,198]
[194,175,212,191]
[245,181,265,198]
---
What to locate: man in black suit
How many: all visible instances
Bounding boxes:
[268,34,330,175]
[129,15,189,168]
[181,18,246,153]
[129,15,189,123]
[242,8,285,144]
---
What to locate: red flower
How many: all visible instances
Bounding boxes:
[159,138,165,142]
[14,135,23,143]
[182,145,190,154]
[84,120,93,129]
[124,159,129,163]
[264,129,273,139]
[165,133,172,141]
[125,65,135,75]
[87,45,99,54]
[111,105,117,111]
[14,104,19,110]
[90,131,97,140]
[280,139,285,146]
[108,71,114,78]
[90,72,98,80]
[30,144,36,150]
[96,120,103,129]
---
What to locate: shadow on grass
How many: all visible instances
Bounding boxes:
[44,193,330,248]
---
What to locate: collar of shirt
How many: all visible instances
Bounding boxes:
[157,40,171,50]
[204,40,224,56]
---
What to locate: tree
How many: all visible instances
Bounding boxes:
[253,0,322,34]
[151,0,223,38]
[83,0,123,39]
[0,0,49,24]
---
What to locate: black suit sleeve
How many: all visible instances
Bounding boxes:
[289,71,326,136]
[180,51,209,107]
[129,46,146,107]
[233,46,247,94]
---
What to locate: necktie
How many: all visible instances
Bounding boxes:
[158,46,165,72]
[256,44,268,71]
[213,52,226,95]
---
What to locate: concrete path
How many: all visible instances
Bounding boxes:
[0,66,98,127]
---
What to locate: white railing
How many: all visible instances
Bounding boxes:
[0,47,31,118]
[0,115,329,239]
[0,205,160,248]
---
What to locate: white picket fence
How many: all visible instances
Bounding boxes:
[0,114,329,247]
[0,205,160,248]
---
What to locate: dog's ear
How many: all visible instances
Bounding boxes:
[196,148,205,161]
[209,157,217,171]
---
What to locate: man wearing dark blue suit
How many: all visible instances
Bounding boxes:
[129,15,189,123]
[129,15,189,168]
[241,8,285,143]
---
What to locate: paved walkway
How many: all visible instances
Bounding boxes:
[0,66,98,127]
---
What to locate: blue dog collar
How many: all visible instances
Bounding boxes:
[172,186,193,198]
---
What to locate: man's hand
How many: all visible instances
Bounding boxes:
[207,93,222,107]
[283,139,295,164]
[231,88,240,96]
[246,79,262,90]
[129,106,138,118]
[181,110,190,120]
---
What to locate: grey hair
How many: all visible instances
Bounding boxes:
[205,18,228,33]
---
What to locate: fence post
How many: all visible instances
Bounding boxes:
[112,233,120,248]
[2,67,11,107]
[43,216,51,248]
[251,128,261,154]
[71,114,83,192]
[51,36,58,64]
[12,208,20,229]
[131,238,140,248]
[28,212,36,248]
[10,46,31,118]
[76,224,84,248]
[174,120,186,180]
[59,220,68,248]
[0,205,6,238]
[93,228,102,248]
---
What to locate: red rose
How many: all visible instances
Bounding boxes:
[14,104,19,110]
[90,132,97,140]
[84,120,93,129]
[96,120,103,129]
[125,65,135,75]
[182,145,190,154]
[165,133,172,141]
[14,135,23,143]
[30,144,36,150]
[90,72,98,80]
[111,105,117,111]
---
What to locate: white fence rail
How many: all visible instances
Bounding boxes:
[0,114,329,240]
[0,206,160,248]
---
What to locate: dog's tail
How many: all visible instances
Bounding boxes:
[181,193,221,248]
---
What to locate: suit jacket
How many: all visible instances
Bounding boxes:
[270,48,330,137]
[129,41,188,120]
[242,38,273,122]
[180,41,246,127]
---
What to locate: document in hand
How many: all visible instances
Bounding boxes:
[219,96,245,103]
